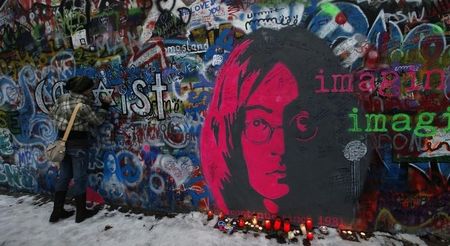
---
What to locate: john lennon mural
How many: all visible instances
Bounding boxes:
[200,27,372,225]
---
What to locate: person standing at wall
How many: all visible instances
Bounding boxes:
[48,76,112,223]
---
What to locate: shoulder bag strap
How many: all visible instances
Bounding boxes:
[61,103,82,142]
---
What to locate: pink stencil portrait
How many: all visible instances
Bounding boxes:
[200,27,372,224]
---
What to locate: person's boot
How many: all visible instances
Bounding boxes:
[49,191,75,223]
[75,193,98,223]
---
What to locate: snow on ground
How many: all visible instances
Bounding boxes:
[0,194,428,246]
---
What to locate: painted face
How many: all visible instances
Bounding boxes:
[241,63,298,201]
[443,13,450,25]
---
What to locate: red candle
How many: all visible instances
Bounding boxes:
[307,232,314,241]
[207,210,213,220]
[283,219,291,233]
[218,211,225,221]
[264,219,271,231]
[273,217,282,231]
[238,215,245,228]
[306,218,313,231]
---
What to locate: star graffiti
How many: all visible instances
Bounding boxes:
[92,80,115,106]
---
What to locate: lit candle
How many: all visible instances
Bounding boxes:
[283,218,291,233]
[273,216,282,231]
[300,224,307,235]
[251,214,258,225]
[306,218,313,231]
[307,232,314,241]
[207,210,213,220]
[287,231,295,240]
[238,215,245,228]
[360,231,368,240]
[264,219,271,231]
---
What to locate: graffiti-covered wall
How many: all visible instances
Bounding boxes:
[0,0,448,236]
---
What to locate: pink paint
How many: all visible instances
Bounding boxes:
[143,144,151,152]
[316,68,446,96]
[200,38,319,214]
[290,111,318,142]
[241,63,297,203]
[200,39,255,214]
[378,70,399,97]
[263,199,279,214]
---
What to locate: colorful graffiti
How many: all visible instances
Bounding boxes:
[0,0,448,236]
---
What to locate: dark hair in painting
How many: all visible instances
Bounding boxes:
[201,27,370,222]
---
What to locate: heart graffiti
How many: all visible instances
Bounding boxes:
[154,154,194,187]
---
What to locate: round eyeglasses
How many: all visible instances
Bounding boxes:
[244,118,282,144]
[244,114,318,144]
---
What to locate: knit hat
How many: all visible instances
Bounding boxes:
[66,76,94,93]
